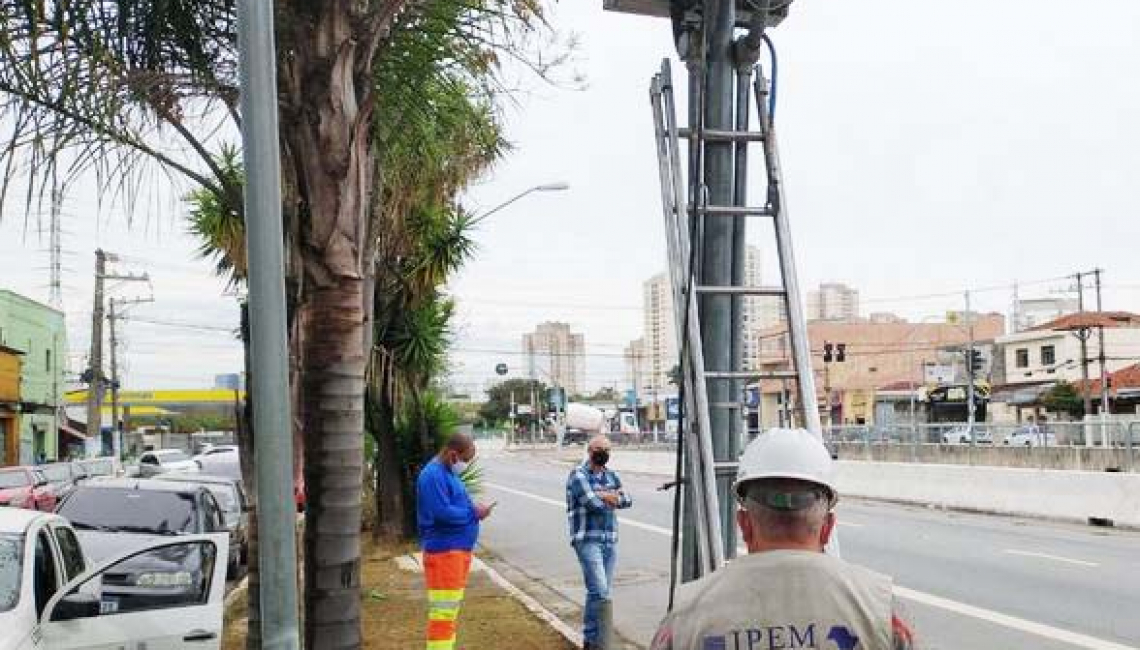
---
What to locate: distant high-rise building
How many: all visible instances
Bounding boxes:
[740,246,772,369]
[1014,297,1079,332]
[807,282,860,322]
[623,338,646,394]
[522,322,585,395]
[643,273,677,392]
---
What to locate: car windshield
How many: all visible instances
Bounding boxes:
[58,487,199,534]
[157,451,190,463]
[0,470,30,489]
[0,534,21,612]
[205,484,238,512]
[40,464,72,483]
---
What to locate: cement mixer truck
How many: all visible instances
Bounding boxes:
[560,402,640,445]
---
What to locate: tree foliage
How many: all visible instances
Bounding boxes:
[479,378,548,424]
[1042,381,1085,417]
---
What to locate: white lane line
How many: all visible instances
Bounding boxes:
[1003,549,1100,568]
[488,481,1135,650]
[838,521,864,528]
[893,586,1134,650]
[487,482,674,536]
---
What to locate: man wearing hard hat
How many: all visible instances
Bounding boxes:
[649,428,915,650]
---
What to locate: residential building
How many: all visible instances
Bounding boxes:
[807,282,860,322]
[1013,297,1078,333]
[997,312,1140,387]
[753,314,1005,428]
[0,290,68,464]
[741,246,765,368]
[643,273,677,392]
[522,321,585,395]
[989,312,1140,421]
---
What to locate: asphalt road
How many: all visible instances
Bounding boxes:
[478,450,1140,650]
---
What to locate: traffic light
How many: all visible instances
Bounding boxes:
[823,342,834,363]
[968,349,984,374]
[836,343,847,363]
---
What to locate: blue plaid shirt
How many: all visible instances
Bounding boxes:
[565,462,633,545]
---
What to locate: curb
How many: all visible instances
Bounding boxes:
[475,558,584,647]
[395,551,583,647]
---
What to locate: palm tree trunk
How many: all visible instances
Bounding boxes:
[371,375,406,540]
[299,280,367,649]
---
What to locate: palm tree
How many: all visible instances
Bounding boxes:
[0,1,556,644]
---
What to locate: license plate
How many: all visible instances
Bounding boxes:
[100,598,119,614]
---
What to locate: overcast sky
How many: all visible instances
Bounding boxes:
[2,0,1139,394]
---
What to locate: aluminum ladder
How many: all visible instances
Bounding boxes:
[649,58,821,578]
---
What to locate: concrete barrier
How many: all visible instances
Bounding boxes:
[836,442,1137,472]
[836,461,1140,528]
[532,448,1140,528]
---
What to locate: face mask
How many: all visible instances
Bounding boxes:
[451,460,469,476]
[590,450,610,466]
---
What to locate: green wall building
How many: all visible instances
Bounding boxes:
[0,290,68,464]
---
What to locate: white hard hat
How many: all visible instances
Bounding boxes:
[734,428,837,504]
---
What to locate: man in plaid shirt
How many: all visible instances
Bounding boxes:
[566,434,633,649]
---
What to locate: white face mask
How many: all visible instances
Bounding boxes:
[451,460,469,476]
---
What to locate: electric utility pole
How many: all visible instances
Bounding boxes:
[1074,271,1092,418]
[965,291,976,435]
[86,250,147,451]
[1094,269,1109,444]
[108,296,153,460]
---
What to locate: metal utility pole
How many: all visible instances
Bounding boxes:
[237,0,300,646]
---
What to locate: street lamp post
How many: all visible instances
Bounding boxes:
[468,182,570,226]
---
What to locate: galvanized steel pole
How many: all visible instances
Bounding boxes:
[236,1,301,648]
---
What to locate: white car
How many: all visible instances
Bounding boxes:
[0,508,228,650]
[1004,426,1057,447]
[941,427,993,445]
[136,449,199,478]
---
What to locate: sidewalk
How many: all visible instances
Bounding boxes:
[223,539,577,650]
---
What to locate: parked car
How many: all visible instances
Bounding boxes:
[0,507,228,650]
[136,449,199,478]
[941,427,993,445]
[76,457,115,479]
[155,474,250,575]
[55,478,239,588]
[38,463,90,498]
[1004,425,1057,447]
[0,467,57,511]
[193,445,237,462]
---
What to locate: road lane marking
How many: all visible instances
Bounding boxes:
[488,481,1134,650]
[1003,549,1100,568]
[487,482,674,536]
[893,586,1134,650]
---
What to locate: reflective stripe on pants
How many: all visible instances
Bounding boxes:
[424,550,473,650]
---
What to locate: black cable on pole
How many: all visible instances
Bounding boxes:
[667,377,686,612]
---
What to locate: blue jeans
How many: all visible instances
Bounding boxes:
[574,540,616,643]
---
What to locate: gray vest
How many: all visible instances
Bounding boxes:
[663,550,893,650]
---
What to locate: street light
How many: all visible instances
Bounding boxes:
[468,182,570,226]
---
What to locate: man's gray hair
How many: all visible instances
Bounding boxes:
[739,478,830,543]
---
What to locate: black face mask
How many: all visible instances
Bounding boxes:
[590,450,610,466]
